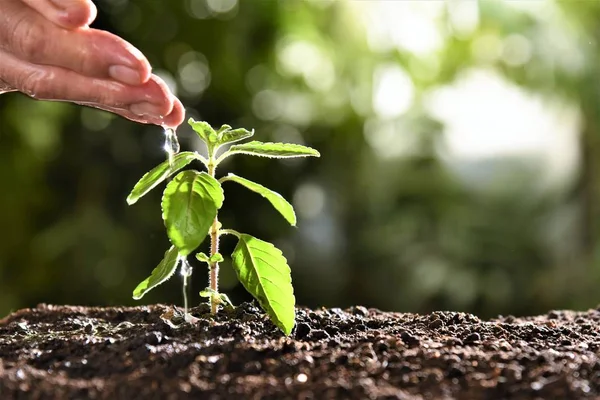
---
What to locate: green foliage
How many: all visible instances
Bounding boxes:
[188,119,218,145]
[128,118,319,334]
[217,127,254,147]
[210,253,224,263]
[126,152,199,205]
[222,141,320,160]
[196,252,224,263]
[199,288,235,310]
[221,173,296,226]
[231,234,296,334]
[195,252,210,263]
[132,246,179,300]
[188,118,254,151]
[161,170,223,256]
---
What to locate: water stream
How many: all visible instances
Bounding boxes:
[164,127,196,323]
[179,257,193,320]
[163,127,180,167]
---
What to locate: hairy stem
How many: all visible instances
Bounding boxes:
[207,161,220,314]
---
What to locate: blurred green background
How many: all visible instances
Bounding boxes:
[1,0,599,319]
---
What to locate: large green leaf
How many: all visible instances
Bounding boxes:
[188,118,218,144]
[161,171,223,256]
[227,141,320,158]
[222,173,296,226]
[231,234,295,334]
[126,152,197,205]
[133,246,179,300]
[218,128,254,147]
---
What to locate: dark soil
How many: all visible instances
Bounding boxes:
[1,303,599,399]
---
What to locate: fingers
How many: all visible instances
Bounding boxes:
[0,49,183,126]
[85,97,186,128]
[19,0,97,29]
[1,0,185,128]
[0,0,150,86]
[163,99,186,129]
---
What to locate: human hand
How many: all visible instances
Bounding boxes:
[0,0,185,128]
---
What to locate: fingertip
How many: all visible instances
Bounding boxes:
[135,57,152,85]
[142,75,176,115]
[52,0,98,29]
[118,41,152,84]
[162,98,186,128]
[20,0,95,29]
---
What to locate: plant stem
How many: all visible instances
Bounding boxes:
[219,228,241,238]
[207,160,220,314]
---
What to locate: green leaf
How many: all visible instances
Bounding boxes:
[197,251,223,264]
[133,246,179,300]
[222,173,296,226]
[227,141,320,158]
[218,128,254,147]
[215,292,235,309]
[199,288,235,309]
[188,118,218,144]
[162,171,223,256]
[231,234,295,334]
[196,252,210,263]
[126,152,197,205]
[210,253,224,263]
[217,124,232,135]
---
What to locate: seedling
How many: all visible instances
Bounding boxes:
[126,119,320,334]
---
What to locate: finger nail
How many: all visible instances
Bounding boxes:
[109,65,142,86]
[130,102,164,118]
[50,0,91,10]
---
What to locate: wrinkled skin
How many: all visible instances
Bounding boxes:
[0,0,185,128]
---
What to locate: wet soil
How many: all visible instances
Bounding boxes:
[0,303,599,399]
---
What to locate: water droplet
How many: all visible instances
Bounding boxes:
[163,127,180,166]
[180,257,192,278]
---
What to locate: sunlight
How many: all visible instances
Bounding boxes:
[426,69,581,187]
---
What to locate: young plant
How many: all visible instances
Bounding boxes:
[126,119,320,334]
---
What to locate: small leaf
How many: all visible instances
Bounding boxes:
[228,141,320,158]
[196,252,210,263]
[216,292,235,309]
[162,171,223,256]
[188,118,218,144]
[223,174,296,226]
[210,253,224,263]
[133,246,179,299]
[126,152,197,205]
[196,252,224,264]
[231,234,295,334]
[218,128,254,146]
[199,288,235,309]
[217,124,232,135]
